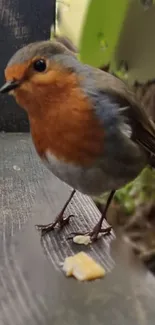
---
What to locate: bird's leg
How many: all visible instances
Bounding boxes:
[36,189,76,236]
[68,190,115,242]
[89,190,115,241]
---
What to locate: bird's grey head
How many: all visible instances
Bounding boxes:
[7,40,75,67]
[0,40,79,95]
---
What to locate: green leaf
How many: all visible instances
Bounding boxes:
[79,0,129,68]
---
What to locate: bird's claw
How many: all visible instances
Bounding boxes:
[36,223,55,236]
[67,226,112,242]
[59,214,74,228]
[36,214,74,236]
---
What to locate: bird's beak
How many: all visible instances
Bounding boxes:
[0,80,21,94]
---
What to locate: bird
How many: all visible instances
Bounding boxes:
[133,79,155,123]
[0,40,155,242]
[54,35,78,53]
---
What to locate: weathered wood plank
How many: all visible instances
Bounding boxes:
[0,134,155,325]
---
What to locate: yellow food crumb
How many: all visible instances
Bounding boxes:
[63,252,105,281]
[73,235,91,245]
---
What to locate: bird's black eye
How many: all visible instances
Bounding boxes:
[33,59,47,72]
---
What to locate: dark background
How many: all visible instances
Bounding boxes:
[0,0,55,131]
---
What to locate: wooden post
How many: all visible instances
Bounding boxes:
[0,0,55,131]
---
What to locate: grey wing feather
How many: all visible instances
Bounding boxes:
[89,67,155,159]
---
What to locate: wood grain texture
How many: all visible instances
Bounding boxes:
[0,134,155,324]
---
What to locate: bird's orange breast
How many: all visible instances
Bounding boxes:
[16,67,105,166]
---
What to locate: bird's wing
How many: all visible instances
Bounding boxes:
[87,67,155,159]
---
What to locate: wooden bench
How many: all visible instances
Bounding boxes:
[0,134,155,325]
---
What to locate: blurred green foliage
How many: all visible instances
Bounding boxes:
[94,167,155,215]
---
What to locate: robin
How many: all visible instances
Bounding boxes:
[0,40,155,241]
[54,35,78,53]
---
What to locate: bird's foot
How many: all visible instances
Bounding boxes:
[68,225,112,243]
[36,189,76,236]
[36,213,74,236]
